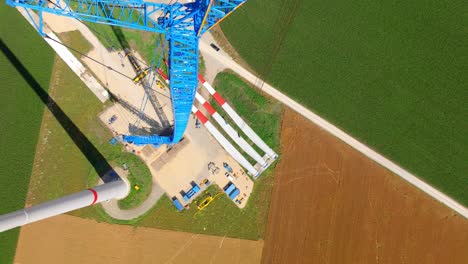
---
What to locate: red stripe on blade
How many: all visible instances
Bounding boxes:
[213,92,226,105]
[198,74,206,84]
[88,188,98,205]
[195,110,208,124]
[203,101,216,116]
[157,68,168,81]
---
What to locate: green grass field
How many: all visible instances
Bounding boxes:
[58,30,93,55]
[117,154,152,209]
[86,22,160,63]
[85,22,206,76]
[0,5,55,264]
[213,71,282,150]
[64,1,161,63]
[221,0,468,205]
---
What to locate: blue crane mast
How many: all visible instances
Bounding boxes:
[6,0,246,146]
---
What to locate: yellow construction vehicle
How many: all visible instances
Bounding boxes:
[156,80,165,89]
[196,191,222,211]
[132,68,150,83]
[199,178,210,186]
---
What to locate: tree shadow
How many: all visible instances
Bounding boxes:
[0,39,118,183]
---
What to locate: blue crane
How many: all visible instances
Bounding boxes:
[6,0,246,146]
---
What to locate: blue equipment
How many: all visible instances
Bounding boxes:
[109,137,118,145]
[223,162,233,173]
[108,115,117,124]
[172,197,184,211]
[7,0,246,147]
[229,188,240,200]
[181,183,201,202]
[223,182,239,200]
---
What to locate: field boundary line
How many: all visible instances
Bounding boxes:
[199,40,468,219]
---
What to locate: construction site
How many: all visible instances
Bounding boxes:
[95,44,273,211]
[1,0,467,263]
[0,0,279,232]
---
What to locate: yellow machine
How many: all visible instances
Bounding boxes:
[199,178,209,185]
[197,196,213,210]
[132,68,149,83]
[156,80,165,89]
[195,191,222,211]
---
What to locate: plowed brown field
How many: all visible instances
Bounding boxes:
[262,109,468,264]
[14,214,263,264]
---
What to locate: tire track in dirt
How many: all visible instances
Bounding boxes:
[262,108,468,264]
[14,214,263,264]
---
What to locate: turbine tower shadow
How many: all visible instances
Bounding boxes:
[0,39,118,183]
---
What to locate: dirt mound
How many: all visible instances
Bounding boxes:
[14,214,262,264]
[262,109,468,263]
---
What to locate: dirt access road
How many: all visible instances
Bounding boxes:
[262,109,468,264]
[14,214,263,264]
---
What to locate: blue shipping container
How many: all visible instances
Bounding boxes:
[229,188,240,200]
[182,185,201,202]
[224,182,236,195]
[172,197,184,211]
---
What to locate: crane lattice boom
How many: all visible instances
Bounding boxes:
[7,0,246,146]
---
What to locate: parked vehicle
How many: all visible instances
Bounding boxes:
[223,162,233,173]
[108,115,117,124]
[210,43,220,51]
